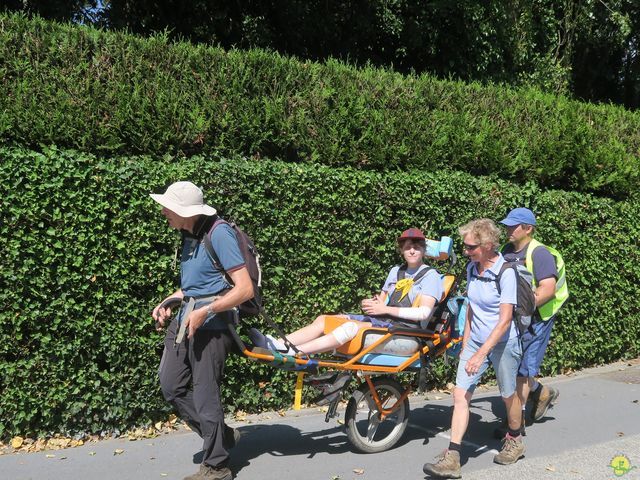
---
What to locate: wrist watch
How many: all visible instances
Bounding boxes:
[206,302,215,315]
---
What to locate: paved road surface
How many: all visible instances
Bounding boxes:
[2,360,639,480]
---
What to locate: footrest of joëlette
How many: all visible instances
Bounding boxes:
[248,346,319,374]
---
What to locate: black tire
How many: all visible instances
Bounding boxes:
[345,377,409,453]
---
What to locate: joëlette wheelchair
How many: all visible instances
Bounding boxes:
[160,237,462,454]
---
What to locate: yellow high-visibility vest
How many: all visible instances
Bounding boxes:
[525,239,569,320]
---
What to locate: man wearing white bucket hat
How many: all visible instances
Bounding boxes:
[150,181,253,480]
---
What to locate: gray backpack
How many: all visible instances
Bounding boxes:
[471,262,536,335]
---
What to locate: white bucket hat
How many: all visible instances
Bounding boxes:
[149,181,217,218]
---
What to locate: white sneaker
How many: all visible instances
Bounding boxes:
[266,334,295,355]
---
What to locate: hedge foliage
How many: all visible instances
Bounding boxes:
[1,13,639,198]
[1,145,638,440]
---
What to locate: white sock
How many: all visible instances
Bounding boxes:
[266,334,297,355]
[266,334,286,351]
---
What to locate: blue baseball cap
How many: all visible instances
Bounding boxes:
[500,207,537,226]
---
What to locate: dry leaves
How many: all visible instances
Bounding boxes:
[127,427,158,441]
[2,414,186,455]
[5,436,84,454]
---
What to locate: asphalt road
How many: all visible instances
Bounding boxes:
[2,360,639,480]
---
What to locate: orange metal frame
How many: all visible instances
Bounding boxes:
[243,329,461,373]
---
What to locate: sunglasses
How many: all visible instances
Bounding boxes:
[463,243,481,251]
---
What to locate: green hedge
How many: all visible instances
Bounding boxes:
[1,13,639,198]
[1,145,638,439]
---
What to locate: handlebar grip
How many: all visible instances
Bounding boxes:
[159,296,183,310]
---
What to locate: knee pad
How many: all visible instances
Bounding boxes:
[331,321,359,345]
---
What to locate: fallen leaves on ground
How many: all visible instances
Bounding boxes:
[1,415,188,455]
[5,436,85,454]
[234,410,248,421]
[127,427,158,441]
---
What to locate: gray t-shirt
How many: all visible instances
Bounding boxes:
[382,264,444,305]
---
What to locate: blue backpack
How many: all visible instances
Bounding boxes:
[445,296,468,357]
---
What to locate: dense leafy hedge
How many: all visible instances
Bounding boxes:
[1,145,638,439]
[1,13,639,198]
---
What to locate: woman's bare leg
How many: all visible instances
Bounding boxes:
[296,322,372,354]
[284,315,329,345]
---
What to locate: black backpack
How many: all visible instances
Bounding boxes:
[469,261,536,335]
[203,218,263,316]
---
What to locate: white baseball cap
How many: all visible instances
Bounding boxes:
[150,181,216,218]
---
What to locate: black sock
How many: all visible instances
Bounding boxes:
[448,442,461,452]
[533,383,543,395]
[507,427,521,437]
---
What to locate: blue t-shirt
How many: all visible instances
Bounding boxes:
[466,254,517,344]
[178,221,245,330]
[382,264,444,305]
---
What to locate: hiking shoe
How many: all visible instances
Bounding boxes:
[493,434,525,465]
[423,449,462,478]
[493,412,526,439]
[530,384,559,421]
[248,328,296,354]
[183,464,233,480]
[248,327,269,349]
[223,425,241,450]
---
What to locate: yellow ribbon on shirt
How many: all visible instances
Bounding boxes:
[395,278,414,301]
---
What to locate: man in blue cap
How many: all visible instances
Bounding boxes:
[497,207,568,436]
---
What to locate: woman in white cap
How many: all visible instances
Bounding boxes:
[150,181,253,480]
[250,228,443,355]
